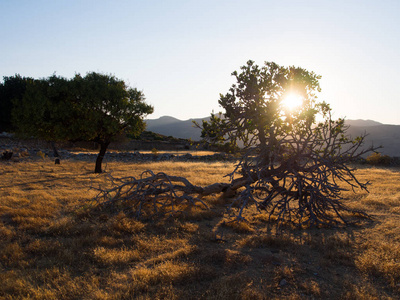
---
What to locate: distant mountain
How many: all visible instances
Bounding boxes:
[146,116,182,126]
[145,116,400,157]
[345,122,400,157]
[145,116,209,141]
[345,119,383,127]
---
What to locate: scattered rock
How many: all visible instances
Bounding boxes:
[0,138,238,163]
[279,279,287,286]
[0,132,14,138]
[20,150,30,157]
[1,150,13,160]
[180,153,193,160]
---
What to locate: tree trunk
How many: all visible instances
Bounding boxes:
[51,141,61,164]
[257,123,270,167]
[95,141,110,173]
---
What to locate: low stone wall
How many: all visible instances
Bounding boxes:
[0,137,235,163]
[0,137,51,161]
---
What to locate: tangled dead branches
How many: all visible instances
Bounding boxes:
[220,119,378,227]
[89,170,230,219]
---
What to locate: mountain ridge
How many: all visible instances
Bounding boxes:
[345,119,384,127]
[145,116,400,157]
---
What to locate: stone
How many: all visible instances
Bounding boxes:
[1,150,13,160]
[20,150,30,157]
[279,279,287,286]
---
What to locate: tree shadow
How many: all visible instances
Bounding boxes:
[2,187,395,299]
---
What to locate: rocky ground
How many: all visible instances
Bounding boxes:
[3,136,398,166]
[0,137,237,163]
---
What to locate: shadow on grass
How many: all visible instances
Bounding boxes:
[0,194,396,299]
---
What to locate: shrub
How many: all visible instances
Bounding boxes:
[366,152,392,166]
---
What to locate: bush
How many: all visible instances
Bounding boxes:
[366,152,392,166]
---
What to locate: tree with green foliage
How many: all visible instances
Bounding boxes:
[0,75,33,132]
[12,72,153,173]
[196,60,377,226]
[93,60,377,227]
[12,75,71,140]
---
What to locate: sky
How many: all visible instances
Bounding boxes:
[1,0,399,125]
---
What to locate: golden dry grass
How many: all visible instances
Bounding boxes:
[0,159,399,299]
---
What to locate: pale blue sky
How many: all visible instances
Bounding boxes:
[1,0,399,124]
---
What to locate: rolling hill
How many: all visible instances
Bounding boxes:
[146,116,400,157]
[146,116,208,141]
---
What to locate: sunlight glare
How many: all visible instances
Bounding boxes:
[282,93,303,110]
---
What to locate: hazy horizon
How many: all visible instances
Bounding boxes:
[145,115,398,126]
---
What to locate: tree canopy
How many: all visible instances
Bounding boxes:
[0,75,33,132]
[12,72,153,173]
[199,61,322,151]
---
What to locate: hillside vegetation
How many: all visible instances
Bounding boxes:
[1,159,400,299]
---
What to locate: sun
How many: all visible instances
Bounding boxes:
[282,93,303,110]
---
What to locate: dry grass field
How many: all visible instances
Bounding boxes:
[0,158,399,299]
